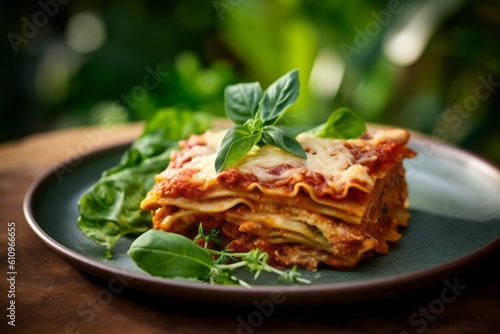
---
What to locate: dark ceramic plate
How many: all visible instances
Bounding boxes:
[23,132,500,305]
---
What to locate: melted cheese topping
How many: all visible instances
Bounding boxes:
[142,127,415,270]
[156,128,410,197]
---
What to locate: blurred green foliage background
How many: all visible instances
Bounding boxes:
[2,0,499,163]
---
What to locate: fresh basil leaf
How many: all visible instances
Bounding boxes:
[309,107,366,139]
[128,229,212,279]
[225,82,263,125]
[258,69,300,125]
[262,126,306,159]
[215,125,262,173]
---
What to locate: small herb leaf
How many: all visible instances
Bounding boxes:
[262,126,306,159]
[309,107,366,139]
[258,69,300,125]
[215,125,262,173]
[128,229,212,279]
[225,82,263,125]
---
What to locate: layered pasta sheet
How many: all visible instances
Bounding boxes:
[141,128,416,270]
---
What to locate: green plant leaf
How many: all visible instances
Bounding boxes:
[309,107,366,139]
[225,82,263,125]
[262,126,306,159]
[77,109,213,257]
[258,69,300,125]
[128,230,212,279]
[273,125,311,137]
[215,125,262,173]
[142,107,214,142]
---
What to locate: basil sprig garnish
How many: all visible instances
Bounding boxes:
[215,69,366,173]
[215,69,306,173]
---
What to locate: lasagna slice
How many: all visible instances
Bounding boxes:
[140,128,416,270]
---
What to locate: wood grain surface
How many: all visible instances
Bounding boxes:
[0,123,499,334]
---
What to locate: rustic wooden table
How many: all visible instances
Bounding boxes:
[1,123,499,334]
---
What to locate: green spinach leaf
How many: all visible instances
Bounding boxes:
[77,108,213,258]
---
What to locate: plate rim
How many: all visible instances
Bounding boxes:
[23,130,500,305]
